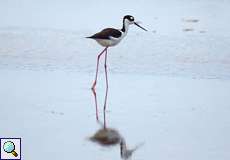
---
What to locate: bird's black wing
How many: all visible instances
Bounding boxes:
[86,28,122,39]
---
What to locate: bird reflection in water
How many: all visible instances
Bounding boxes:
[90,89,121,146]
[90,89,144,159]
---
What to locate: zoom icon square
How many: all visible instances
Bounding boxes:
[0,138,21,160]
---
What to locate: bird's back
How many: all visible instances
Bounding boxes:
[87,28,122,40]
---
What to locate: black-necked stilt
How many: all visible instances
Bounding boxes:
[87,15,147,110]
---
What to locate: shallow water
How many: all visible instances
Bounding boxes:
[0,69,230,160]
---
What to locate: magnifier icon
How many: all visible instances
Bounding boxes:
[3,141,18,157]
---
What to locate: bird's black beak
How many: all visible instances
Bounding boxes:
[134,22,147,31]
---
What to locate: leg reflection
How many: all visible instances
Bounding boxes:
[90,89,121,146]
[92,89,99,121]
[91,88,107,129]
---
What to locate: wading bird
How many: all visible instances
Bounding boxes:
[87,15,147,110]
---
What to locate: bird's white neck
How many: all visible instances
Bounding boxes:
[121,19,130,34]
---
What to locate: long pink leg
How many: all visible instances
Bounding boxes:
[104,48,109,111]
[91,47,108,90]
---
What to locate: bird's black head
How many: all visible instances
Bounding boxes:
[122,15,147,31]
[123,15,135,23]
